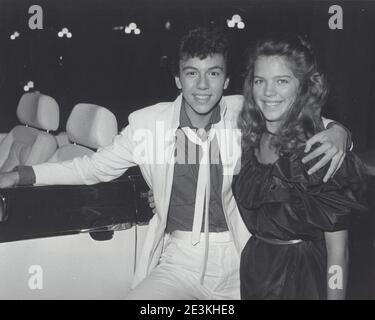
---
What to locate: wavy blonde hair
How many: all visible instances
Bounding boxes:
[239,33,328,154]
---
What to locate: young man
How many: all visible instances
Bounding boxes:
[0,26,349,299]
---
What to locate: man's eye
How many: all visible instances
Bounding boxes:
[209,71,220,77]
[186,71,197,76]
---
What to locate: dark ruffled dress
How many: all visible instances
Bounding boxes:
[232,146,366,300]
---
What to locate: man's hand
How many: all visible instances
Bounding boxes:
[302,124,348,183]
[147,189,157,215]
[0,172,20,189]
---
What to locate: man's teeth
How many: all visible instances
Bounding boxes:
[196,95,210,99]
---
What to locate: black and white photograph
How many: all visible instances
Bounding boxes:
[0,0,374,303]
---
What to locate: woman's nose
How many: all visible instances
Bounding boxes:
[264,82,276,96]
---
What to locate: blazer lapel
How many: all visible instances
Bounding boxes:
[152,94,182,227]
[214,98,242,218]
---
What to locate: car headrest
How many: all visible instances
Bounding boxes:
[66,103,118,149]
[16,92,60,131]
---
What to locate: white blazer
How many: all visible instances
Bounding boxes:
[32,94,251,287]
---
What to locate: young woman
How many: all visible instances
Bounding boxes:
[233,33,367,300]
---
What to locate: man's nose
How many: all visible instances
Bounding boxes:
[197,74,209,90]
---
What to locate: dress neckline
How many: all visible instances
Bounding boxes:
[248,145,300,170]
[253,142,280,167]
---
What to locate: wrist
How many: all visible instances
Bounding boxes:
[326,121,352,151]
[13,166,35,186]
[13,171,20,186]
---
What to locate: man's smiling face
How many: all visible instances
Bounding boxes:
[175,54,229,118]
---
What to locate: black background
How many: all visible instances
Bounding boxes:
[0,0,374,152]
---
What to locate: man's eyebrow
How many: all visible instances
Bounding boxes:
[182,66,198,71]
[182,65,224,71]
[208,66,224,71]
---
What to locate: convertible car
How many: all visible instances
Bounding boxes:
[0,92,153,299]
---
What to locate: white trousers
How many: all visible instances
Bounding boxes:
[126,231,240,300]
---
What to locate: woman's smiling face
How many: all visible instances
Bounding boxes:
[252,55,300,131]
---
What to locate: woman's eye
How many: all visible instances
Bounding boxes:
[254,79,263,85]
[277,79,289,84]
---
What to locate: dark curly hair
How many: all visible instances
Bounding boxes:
[172,25,229,76]
[238,33,328,154]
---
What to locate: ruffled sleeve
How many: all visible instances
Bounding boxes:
[272,148,368,232]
